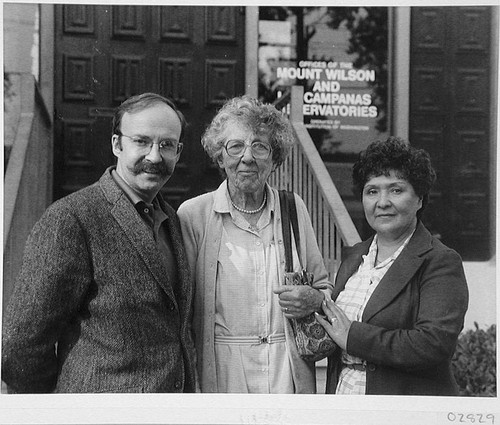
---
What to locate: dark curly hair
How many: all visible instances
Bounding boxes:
[352,137,437,219]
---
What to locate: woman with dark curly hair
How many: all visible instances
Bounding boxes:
[316,137,469,395]
[178,96,333,393]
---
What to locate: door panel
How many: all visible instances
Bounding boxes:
[409,6,492,260]
[54,5,245,208]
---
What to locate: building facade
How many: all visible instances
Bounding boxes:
[3,4,498,329]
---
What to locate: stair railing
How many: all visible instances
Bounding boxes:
[269,85,361,278]
[3,73,53,307]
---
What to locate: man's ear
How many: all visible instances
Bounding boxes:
[111,134,122,158]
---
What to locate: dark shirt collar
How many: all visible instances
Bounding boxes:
[111,169,168,235]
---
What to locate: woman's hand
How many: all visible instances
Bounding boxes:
[273,286,323,319]
[315,299,352,351]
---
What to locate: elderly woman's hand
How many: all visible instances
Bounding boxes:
[315,299,352,351]
[273,286,323,319]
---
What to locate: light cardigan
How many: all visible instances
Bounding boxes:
[178,181,333,393]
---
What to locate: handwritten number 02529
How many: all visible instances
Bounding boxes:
[447,412,495,424]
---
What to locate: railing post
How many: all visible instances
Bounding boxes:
[290,85,304,123]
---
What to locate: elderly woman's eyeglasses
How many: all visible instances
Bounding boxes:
[224,140,272,160]
[117,133,183,156]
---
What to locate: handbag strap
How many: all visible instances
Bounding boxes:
[287,191,302,264]
[279,190,293,272]
[279,190,303,272]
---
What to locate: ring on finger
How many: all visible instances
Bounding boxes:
[330,317,337,325]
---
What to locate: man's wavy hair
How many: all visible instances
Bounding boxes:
[352,137,437,219]
[201,95,295,167]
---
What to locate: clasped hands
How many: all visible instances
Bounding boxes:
[315,298,351,351]
[273,285,323,319]
[273,287,351,351]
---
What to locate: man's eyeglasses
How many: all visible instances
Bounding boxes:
[117,133,183,156]
[224,140,272,160]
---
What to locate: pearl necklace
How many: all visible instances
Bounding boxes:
[231,192,267,214]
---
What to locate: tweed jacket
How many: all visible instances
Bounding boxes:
[2,167,197,393]
[178,181,333,393]
[326,221,469,395]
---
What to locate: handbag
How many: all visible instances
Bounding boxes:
[279,190,337,362]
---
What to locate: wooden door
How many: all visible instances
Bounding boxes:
[54,5,245,208]
[409,6,492,260]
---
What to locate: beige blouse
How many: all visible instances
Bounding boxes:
[214,200,293,393]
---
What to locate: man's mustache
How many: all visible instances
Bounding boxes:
[133,160,168,175]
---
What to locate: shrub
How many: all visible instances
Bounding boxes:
[452,322,496,396]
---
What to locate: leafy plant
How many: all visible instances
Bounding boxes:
[452,323,496,396]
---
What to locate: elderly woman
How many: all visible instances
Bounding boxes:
[178,96,332,393]
[316,137,468,395]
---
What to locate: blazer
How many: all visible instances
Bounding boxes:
[326,221,469,395]
[2,167,197,393]
[178,181,333,393]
